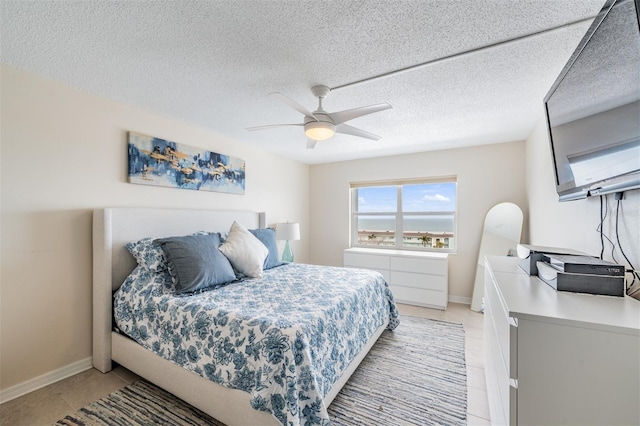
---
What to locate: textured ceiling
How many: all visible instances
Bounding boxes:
[1,0,605,164]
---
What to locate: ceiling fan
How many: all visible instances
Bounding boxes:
[247,85,392,149]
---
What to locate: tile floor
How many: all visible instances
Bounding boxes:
[0,302,490,425]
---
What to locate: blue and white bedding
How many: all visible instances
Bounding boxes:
[114,262,399,426]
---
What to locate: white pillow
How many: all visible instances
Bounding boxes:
[219,221,269,278]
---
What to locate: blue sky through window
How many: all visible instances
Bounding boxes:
[403,182,456,212]
[357,186,396,212]
[357,183,456,213]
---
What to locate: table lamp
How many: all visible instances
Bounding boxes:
[276,222,300,262]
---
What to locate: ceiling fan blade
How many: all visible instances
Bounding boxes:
[246,123,303,131]
[335,123,382,141]
[270,92,318,120]
[329,102,392,125]
[306,139,317,149]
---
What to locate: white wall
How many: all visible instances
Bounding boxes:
[0,65,309,392]
[526,117,640,280]
[308,141,528,302]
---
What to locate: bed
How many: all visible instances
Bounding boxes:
[93,207,398,426]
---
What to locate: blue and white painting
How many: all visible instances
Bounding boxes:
[128,132,245,195]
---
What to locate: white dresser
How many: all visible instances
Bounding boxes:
[484,255,640,425]
[343,247,448,310]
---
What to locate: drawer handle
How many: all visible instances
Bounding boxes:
[509,378,518,389]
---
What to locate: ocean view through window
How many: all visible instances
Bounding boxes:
[351,178,457,251]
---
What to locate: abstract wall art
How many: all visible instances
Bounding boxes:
[127,132,245,195]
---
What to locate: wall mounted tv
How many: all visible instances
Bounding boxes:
[544,0,640,201]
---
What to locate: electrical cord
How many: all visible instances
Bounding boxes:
[615,197,639,292]
[596,195,618,263]
[599,195,605,259]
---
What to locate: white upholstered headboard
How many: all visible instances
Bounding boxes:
[92,207,265,372]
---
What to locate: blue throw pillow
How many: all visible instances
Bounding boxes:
[249,227,284,270]
[155,233,236,294]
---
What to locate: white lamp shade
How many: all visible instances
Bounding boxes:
[276,222,300,241]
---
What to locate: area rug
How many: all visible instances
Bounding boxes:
[54,316,467,425]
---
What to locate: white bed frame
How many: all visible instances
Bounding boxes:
[93,207,387,425]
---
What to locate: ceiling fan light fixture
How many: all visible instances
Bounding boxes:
[304,121,335,141]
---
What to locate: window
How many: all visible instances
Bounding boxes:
[350,178,457,251]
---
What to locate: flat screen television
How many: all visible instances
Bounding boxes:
[544,0,640,201]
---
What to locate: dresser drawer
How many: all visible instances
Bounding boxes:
[343,264,390,282]
[390,256,446,275]
[485,296,508,425]
[344,252,390,270]
[484,293,517,425]
[390,284,447,308]
[390,270,446,291]
[484,266,517,379]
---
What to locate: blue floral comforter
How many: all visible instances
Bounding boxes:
[114,263,399,426]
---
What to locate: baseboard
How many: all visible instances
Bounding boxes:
[449,295,471,305]
[0,357,93,404]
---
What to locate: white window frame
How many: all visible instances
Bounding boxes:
[350,177,457,253]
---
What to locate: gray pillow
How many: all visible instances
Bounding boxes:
[249,227,284,270]
[155,233,236,294]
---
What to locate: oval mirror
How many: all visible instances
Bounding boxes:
[470,202,523,312]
